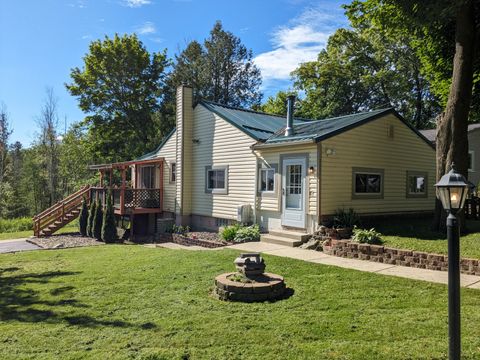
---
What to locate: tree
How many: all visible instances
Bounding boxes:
[79,197,89,236]
[292,27,440,127]
[0,103,12,218]
[254,91,304,117]
[87,199,96,237]
[345,0,479,231]
[36,87,61,207]
[93,199,103,240]
[102,192,117,243]
[170,21,263,108]
[66,34,170,162]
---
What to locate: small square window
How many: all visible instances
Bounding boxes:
[205,166,228,194]
[406,171,428,198]
[352,168,384,199]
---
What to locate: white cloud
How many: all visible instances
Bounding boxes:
[135,21,156,35]
[254,4,347,87]
[124,0,151,8]
[81,34,92,40]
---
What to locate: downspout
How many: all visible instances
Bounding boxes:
[317,141,322,227]
[252,150,258,225]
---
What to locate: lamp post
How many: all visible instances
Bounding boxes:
[435,163,469,360]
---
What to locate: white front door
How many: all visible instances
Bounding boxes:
[281,157,306,228]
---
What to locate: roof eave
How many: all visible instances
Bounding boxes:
[251,138,316,149]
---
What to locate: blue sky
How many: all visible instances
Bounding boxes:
[0,0,347,146]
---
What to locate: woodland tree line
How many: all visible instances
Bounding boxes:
[0,0,478,223]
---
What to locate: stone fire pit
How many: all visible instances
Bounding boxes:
[214,253,286,302]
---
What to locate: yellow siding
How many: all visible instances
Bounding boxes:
[154,131,177,213]
[321,113,436,215]
[255,144,318,215]
[190,105,257,219]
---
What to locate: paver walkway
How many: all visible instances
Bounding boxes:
[0,238,42,254]
[224,242,480,290]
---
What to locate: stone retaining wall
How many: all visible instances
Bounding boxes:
[323,239,480,276]
[156,233,228,248]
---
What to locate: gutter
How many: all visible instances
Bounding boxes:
[251,138,316,150]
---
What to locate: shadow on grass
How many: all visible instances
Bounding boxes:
[363,216,446,241]
[0,267,156,330]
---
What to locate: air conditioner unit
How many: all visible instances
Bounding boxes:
[237,204,252,225]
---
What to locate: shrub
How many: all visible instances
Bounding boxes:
[333,208,360,228]
[220,224,240,242]
[87,200,96,237]
[352,227,383,245]
[93,200,103,240]
[79,197,89,236]
[0,217,33,233]
[233,224,260,243]
[167,225,190,236]
[102,193,117,243]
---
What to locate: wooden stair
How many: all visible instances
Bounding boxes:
[33,185,91,237]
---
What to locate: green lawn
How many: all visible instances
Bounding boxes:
[1,246,480,359]
[369,218,480,259]
[0,224,79,241]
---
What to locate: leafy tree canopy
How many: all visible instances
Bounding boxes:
[66,34,170,162]
[170,21,263,108]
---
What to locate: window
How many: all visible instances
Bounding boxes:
[205,166,228,194]
[141,166,155,189]
[260,168,275,192]
[469,151,474,172]
[406,171,427,198]
[170,163,176,182]
[352,168,384,199]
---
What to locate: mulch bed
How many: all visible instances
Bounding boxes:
[186,231,223,243]
[28,233,104,249]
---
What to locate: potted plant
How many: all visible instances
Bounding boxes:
[333,208,360,239]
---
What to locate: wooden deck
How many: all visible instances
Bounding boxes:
[91,187,163,215]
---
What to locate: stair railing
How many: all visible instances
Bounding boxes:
[33,185,91,236]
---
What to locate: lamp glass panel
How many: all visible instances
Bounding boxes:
[437,187,451,210]
[449,186,465,210]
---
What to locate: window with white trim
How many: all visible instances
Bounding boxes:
[260,168,275,192]
[205,166,228,194]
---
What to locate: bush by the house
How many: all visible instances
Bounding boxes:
[167,224,190,236]
[87,200,96,237]
[220,224,240,241]
[352,227,383,245]
[233,224,260,243]
[102,193,117,243]
[92,200,103,240]
[79,197,89,236]
[0,217,33,233]
[334,208,360,228]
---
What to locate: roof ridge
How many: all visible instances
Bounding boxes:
[199,100,310,121]
[295,107,394,125]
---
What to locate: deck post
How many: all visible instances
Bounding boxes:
[120,166,126,215]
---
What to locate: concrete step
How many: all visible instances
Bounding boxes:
[260,234,304,247]
[268,229,310,241]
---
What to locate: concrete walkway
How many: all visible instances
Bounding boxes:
[224,242,480,290]
[0,238,42,254]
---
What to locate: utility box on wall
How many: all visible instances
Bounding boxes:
[237,204,252,225]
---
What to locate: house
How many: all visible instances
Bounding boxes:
[129,86,435,235]
[420,125,480,187]
[33,85,436,242]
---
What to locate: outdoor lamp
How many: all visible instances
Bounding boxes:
[435,164,469,214]
[434,163,469,360]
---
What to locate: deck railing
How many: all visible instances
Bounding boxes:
[465,197,480,220]
[91,187,162,214]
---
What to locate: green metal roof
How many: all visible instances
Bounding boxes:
[198,100,307,141]
[265,108,394,144]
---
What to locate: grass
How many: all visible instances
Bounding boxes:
[369,217,480,259]
[1,246,480,359]
[0,224,79,241]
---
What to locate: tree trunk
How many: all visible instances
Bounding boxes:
[432,0,476,232]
